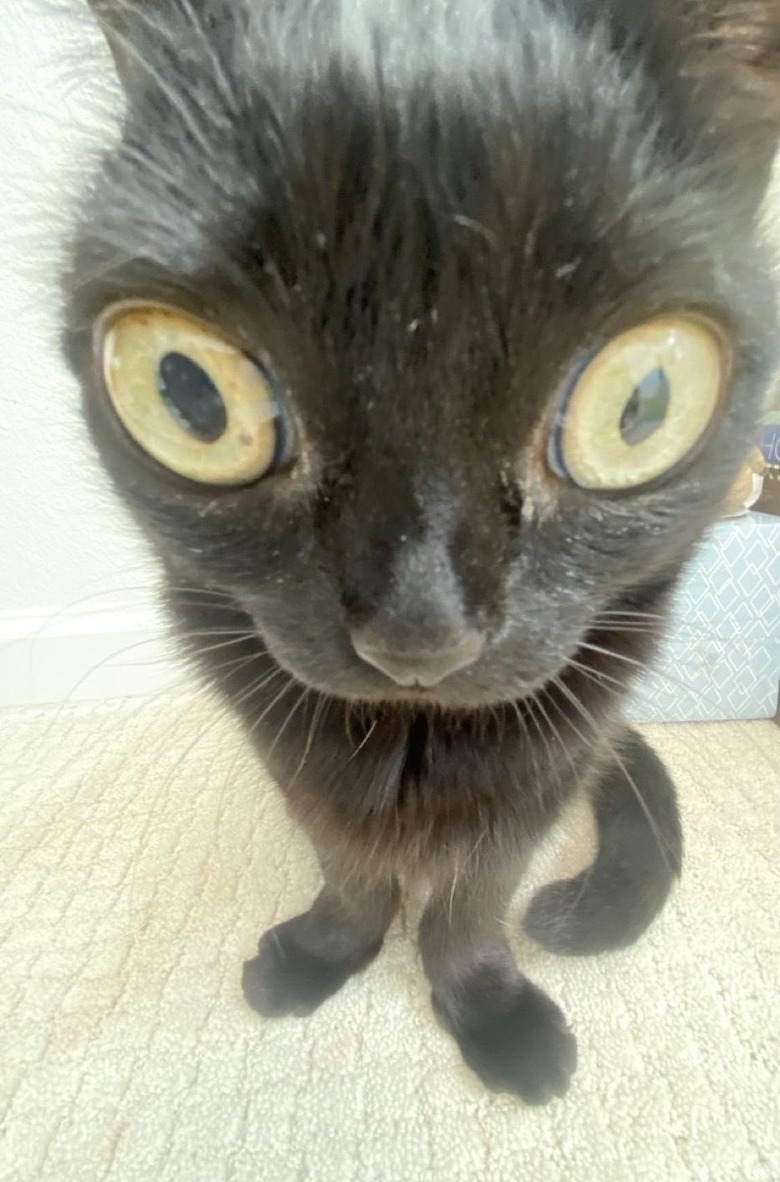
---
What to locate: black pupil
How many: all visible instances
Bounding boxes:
[619,367,671,446]
[157,352,228,443]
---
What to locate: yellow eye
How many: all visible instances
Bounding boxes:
[100,305,289,486]
[549,317,728,490]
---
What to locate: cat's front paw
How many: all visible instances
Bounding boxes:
[242,914,382,1018]
[433,976,577,1103]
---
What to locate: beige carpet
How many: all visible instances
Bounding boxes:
[0,691,777,1182]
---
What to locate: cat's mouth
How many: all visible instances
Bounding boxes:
[256,626,568,713]
[248,615,660,718]
[223,588,663,716]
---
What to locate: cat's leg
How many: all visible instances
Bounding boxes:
[243,862,399,1018]
[524,729,683,955]
[419,857,577,1104]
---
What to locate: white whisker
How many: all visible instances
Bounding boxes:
[290,693,328,784]
[268,687,311,756]
[550,675,677,874]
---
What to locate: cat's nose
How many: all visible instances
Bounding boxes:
[350,626,485,688]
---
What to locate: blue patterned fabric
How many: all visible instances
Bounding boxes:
[629,513,780,721]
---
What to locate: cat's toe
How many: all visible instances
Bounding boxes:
[242,920,382,1018]
[435,978,577,1104]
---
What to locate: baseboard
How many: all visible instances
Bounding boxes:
[0,604,185,708]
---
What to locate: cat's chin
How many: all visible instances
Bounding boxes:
[351,684,535,712]
[268,658,551,716]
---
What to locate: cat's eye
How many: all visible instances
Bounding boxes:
[99,305,290,486]
[548,317,728,490]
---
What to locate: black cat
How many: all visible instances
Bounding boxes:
[64,1,779,1102]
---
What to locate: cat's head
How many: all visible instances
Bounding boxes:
[65,0,779,708]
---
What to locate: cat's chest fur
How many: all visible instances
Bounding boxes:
[198,634,616,884]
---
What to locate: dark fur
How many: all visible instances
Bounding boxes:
[65,1,778,1101]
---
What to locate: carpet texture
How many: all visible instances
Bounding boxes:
[0,692,777,1182]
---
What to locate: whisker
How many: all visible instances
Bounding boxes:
[174,631,261,658]
[531,689,601,918]
[447,828,489,926]
[290,693,328,784]
[568,657,633,695]
[181,649,264,682]
[577,637,777,721]
[509,699,543,789]
[347,717,378,762]
[268,687,311,756]
[230,667,286,710]
[243,677,299,745]
[549,675,677,874]
[0,581,245,656]
[521,694,567,810]
[593,620,771,644]
[579,640,651,672]
[595,610,667,621]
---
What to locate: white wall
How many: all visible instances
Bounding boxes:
[0,1,176,703]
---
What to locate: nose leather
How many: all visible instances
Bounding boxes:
[351,626,485,687]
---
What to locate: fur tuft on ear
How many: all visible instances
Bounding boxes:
[85,0,136,37]
[85,0,203,91]
[85,0,142,90]
[688,2,780,130]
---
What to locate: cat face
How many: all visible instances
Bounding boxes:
[66,0,779,708]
